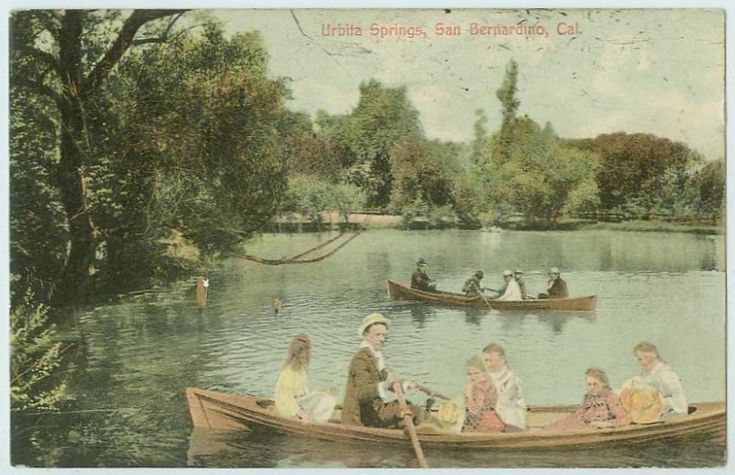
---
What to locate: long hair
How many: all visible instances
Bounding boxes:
[285,334,311,371]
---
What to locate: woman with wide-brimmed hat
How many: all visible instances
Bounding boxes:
[621,341,688,415]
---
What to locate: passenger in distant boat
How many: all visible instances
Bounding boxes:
[274,334,337,423]
[462,270,490,297]
[545,368,631,431]
[341,313,422,428]
[514,269,529,299]
[621,341,688,415]
[411,258,437,292]
[538,267,568,299]
[482,343,527,430]
[461,356,506,432]
[495,269,522,301]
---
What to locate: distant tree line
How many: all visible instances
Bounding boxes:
[282,60,724,230]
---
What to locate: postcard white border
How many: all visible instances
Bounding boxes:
[0,1,731,475]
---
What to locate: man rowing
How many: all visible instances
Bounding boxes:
[462,270,491,297]
[411,258,437,292]
[341,313,422,428]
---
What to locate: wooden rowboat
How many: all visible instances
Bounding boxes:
[186,388,725,450]
[386,280,597,312]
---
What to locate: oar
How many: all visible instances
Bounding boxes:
[415,383,450,401]
[392,381,428,468]
[473,281,494,310]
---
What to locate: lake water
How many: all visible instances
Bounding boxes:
[11,229,726,468]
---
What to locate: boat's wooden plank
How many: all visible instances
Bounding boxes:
[386,280,596,311]
[186,388,725,449]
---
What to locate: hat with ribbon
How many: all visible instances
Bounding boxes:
[358,313,391,337]
[619,385,666,424]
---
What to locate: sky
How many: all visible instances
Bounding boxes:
[207,8,726,160]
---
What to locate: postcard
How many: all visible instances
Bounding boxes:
[4,4,729,472]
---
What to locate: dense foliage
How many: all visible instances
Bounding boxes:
[10,12,292,306]
[11,288,67,411]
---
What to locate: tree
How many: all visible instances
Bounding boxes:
[569,132,703,214]
[487,116,600,225]
[470,108,489,166]
[691,159,725,217]
[11,10,187,306]
[92,23,290,288]
[343,80,424,207]
[389,136,460,212]
[496,60,521,126]
[9,83,67,304]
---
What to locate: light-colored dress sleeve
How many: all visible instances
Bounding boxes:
[274,366,308,418]
[657,367,688,414]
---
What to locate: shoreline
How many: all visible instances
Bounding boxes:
[269,212,723,235]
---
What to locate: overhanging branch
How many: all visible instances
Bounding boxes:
[81,9,187,97]
[131,11,186,46]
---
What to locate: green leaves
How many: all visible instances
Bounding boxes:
[11,289,67,412]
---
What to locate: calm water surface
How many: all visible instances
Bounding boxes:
[12,229,726,468]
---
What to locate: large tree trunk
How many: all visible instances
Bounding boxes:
[54,103,96,306]
[52,11,95,307]
[46,9,186,307]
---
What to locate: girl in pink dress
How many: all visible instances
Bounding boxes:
[461,356,506,432]
[546,368,631,431]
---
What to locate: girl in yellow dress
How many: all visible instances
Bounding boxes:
[274,334,336,423]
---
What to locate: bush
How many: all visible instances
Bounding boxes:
[11,287,67,411]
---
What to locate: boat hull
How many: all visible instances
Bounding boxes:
[186,388,725,450]
[386,280,597,311]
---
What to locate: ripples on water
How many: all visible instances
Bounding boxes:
[12,230,726,468]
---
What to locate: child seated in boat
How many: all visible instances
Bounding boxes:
[545,368,630,431]
[274,334,337,423]
[461,356,506,432]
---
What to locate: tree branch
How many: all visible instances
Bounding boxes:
[14,76,62,106]
[131,11,185,45]
[20,46,62,76]
[37,11,61,40]
[80,9,187,97]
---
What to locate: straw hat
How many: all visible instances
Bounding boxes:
[417,258,427,266]
[358,313,391,337]
[549,267,560,275]
[503,269,513,277]
[419,396,465,434]
[619,386,666,424]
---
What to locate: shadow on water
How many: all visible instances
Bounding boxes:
[185,428,725,469]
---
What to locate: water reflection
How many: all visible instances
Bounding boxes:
[14,229,724,469]
[185,428,725,469]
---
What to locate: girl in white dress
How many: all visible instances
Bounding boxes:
[482,343,527,430]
